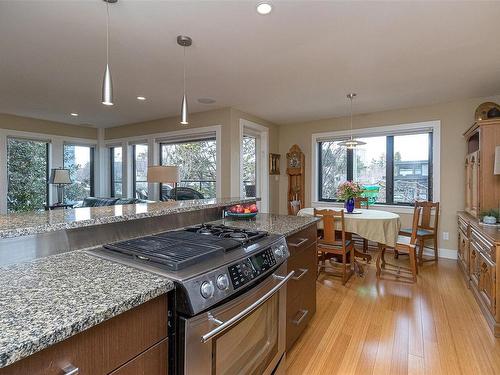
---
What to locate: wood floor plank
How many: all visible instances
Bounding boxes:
[286,257,500,375]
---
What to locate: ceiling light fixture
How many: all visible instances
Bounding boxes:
[177,35,192,126]
[70,113,79,117]
[256,2,273,15]
[197,98,216,105]
[101,0,116,106]
[137,96,146,101]
[338,93,367,149]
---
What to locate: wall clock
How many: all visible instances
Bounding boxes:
[286,144,305,215]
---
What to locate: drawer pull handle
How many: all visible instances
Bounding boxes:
[292,309,309,325]
[62,365,79,375]
[292,268,309,280]
[288,238,308,248]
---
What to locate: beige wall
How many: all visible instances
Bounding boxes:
[0,113,98,139]
[105,107,280,211]
[277,94,500,252]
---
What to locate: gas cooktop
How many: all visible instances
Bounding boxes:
[102,224,269,271]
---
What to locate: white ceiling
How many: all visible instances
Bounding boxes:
[1,1,500,128]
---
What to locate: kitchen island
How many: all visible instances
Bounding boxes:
[0,206,319,374]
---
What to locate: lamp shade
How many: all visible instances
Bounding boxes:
[495,146,500,175]
[49,168,72,185]
[147,166,181,183]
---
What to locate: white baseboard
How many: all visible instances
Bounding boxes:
[423,247,457,260]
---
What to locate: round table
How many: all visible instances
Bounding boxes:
[297,208,401,247]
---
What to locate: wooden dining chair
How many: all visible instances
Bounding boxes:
[396,201,440,265]
[354,197,370,254]
[376,206,421,282]
[314,208,354,285]
[354,197,369,209]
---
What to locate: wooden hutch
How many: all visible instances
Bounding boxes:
[458,118,500,336]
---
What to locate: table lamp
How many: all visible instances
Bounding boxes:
[49,168,72,205]
[147,165,181,200]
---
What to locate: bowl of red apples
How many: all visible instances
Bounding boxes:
[226,203,259,219]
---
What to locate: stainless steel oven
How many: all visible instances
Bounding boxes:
[179,262,292,375]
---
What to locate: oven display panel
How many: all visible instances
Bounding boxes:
[228,249,276,289]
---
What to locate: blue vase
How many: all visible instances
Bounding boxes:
[345,198,355,213]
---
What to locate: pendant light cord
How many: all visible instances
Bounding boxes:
[106,1,110,65]
[183,46,186,95]
[349,95,353,140]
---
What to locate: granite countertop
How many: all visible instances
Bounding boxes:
[211,213,320,236]
[0,197,254,239]
[0,251,174,369]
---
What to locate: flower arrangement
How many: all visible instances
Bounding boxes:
[336,181,364,201]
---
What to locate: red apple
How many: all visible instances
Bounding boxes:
[249,204,258,213]
[236,206,245,214]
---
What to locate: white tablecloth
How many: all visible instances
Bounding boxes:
[297,208,401,247]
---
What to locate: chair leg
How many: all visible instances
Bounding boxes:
[342,252,347,285]
[394,248,399,259]
[376,244,384,279]
[433,235,439,262]
[414,250,419,275]
[418,239,424,266]
[409,246,417,282]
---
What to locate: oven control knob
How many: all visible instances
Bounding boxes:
[200,281,215,299]
[274,244,285,258]
[216,274,230,290]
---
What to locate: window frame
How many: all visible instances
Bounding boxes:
[109,146,122,198]
[312,121,440,211]
[6,137,50,211]
[132,144,148,199]
[63,143,95,199]
[158,137,217,200]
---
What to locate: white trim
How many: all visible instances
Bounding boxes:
[0,128,98,212]
[106,125,223,199]
[425,247,457,260]
[239,119,269,213]
[311,120,441,205]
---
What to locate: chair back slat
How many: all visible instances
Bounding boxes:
[354,197,369,209]
[410,206,422,245]
[314,208,346,246]
[415,201,439,231]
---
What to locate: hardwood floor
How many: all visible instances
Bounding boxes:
[286,256,500,375]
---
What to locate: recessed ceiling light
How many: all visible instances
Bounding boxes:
[256,2,272,15]
[70,113,79,117]
[137,96,146,101]
[197,98,216,104]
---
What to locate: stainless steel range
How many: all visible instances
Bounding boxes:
[91,223,292,375]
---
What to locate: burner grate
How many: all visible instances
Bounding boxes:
[104,236,223,271]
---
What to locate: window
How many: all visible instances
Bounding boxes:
[7,138,49,212]
[318,131,433,205]
[242,136,257,198]
[110,146,122,198]
[63,144,94,203]
[132,144,148,199]
[160,139,216,199]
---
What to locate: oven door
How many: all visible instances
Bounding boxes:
[180,262,292,375]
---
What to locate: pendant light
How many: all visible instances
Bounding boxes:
[338,93,366,149]
[177,35,192,125]
[101,0,116,106]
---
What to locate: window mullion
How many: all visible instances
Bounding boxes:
[347,149,353,181]
[386,136,394,204]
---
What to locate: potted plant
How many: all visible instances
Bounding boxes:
[336,181,363,213]
[480,209,499,225]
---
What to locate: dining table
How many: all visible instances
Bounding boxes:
[297,207,401,275]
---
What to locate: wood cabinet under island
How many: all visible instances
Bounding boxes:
[0,209,319,374]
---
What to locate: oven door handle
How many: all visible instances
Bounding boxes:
[200,270,295,344]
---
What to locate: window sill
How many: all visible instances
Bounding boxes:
[311,201,415,214]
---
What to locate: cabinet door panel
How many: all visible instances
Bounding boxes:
[479,253,496,315]
[458,230,469,276]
